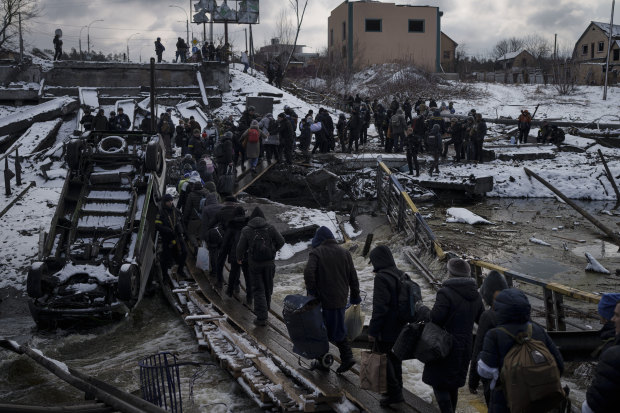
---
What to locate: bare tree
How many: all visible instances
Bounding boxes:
[492,36,524,59]
[0,0,40,49]
[283,0,308,76]
[273,8,294,46]
[522,34,551,60]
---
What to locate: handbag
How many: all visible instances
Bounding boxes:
[414,321,453,364]
[391,322,424,361]
[359,347,387,393]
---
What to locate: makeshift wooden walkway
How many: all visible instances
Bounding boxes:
[167,262,437,413]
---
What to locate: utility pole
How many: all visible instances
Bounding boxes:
[244,28,247,51]
[554,33,557,61]
[18,13,23,62]
[603,0,615,101]
[249,24,254,75]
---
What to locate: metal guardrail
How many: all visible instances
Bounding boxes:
[376,159,601,332]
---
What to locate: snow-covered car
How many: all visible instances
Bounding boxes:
[26,131,166,328]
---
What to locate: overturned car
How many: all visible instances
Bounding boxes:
[27,131,166,328]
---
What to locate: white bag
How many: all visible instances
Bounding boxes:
[344,304,365,341]
[196,245,210,271]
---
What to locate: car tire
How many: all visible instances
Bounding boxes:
[118,263,140,306]
[98,136,127,154]
[27,262,47,298]
[145,138,163,173]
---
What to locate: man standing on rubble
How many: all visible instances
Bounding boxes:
[303,226,361,374]
[236,207,284,326]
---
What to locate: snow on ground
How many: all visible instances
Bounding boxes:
[446,207,494,225]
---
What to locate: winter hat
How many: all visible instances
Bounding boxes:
[250,119,259,129]
[494,288,531,325]
[223,131,233,139]
[447,258,471,278]
[480,270,509,306]
[311,226,335,248]
[205,181,217,193]
[250,206,265,219]
[598,293,620,321]
[163,193,174,202]
[369,245,396,272]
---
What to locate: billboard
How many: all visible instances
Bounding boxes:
[193,0,259,24]
[238,0,259,24]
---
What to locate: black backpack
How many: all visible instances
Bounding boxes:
[386,271,422,324]
[250,227,275,262]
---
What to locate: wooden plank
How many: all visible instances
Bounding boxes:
[234,161,276,196]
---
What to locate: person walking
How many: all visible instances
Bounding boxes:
[347,108,362,153]
[200,192,222,274]
[468,271,509,406]
[278,112,295,165]
[53,34,63,61]
[236,206,284,326]
[155,37,165,62]
[404,126,420,176]
[241,50,250,73]
[389,109,407,153]
[155,193,189,280]
[517,109,532,144]
[423,258,484,413]
[477,288,564,413]
[428,124,442,176]
[210,197,244,293]
[93,109,108,131]
[304,226,361,374]
[368,245,421,407]
[241,120,267,174]
[80,108,94,131]
[473,113,487,163]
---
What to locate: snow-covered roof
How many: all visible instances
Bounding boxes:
[592,21,620,38]
[496,50,524,61]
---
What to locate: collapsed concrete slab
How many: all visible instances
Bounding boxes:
[5,119,63,157]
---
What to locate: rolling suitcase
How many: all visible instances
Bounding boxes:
[282,294,334,368]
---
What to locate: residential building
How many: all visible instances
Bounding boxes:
[327,1,456,73]
[495,50,536,71]
[440,32,458,73]
[572,21,620,85]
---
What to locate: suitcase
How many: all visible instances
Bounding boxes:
[282,295,333,367]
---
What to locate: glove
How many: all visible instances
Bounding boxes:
[350,295,362,305]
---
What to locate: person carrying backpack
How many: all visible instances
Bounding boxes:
[368,245,423,407]
[241,120,267,174]
[423,258,484,413]
[477,288,565,413]
[236,206,284,326]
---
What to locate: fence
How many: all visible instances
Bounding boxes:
[376,159,601,332]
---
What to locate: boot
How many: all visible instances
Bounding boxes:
[380,393,404,407]
[336,341,355,374]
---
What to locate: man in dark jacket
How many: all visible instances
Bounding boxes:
[93,109,108,131]
[473,114,487,164]
[182,178,208,248]
[423,258,484,413]
[403,98,413,123]
[404,126,420,176]
[390,109,407,153]
[210,197,243,290]
[188,129,207,161]
[304,226,361,374]
[155,37,165,62]
[468,271,509,406]
[374,104,386,146]
[347,108,362,153]
[442,118,463,161]
[80,108,94,131]
[236,207,285,326]
[116,108,131,131]
[214,131,234,175]
[278,113,295,164]
[583,298,620,413]
[428,124,442,176]
[53,34,63,61]
[155,193,188,280]
[477,288,564,413]
[368,245,419,407]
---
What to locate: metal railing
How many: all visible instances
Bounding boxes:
[376,159,601,332]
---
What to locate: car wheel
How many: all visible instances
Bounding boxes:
[27,262,47,298]
[145,138,163,173]
[118,263,140,306]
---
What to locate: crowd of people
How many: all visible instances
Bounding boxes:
[154,37,233,64]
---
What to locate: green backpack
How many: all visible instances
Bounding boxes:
[498,324,565,413]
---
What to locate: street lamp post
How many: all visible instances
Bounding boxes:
[169,5,189,47]
[79,25,87,60]
[127,32,140,62]
[87,19,104,56]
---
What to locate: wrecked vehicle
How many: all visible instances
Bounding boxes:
[26,131,166,327]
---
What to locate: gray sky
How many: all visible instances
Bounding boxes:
[25,0,618,60]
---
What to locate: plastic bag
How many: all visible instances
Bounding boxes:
[360,350,387,393]
[344,304,364,341]
[196,245,210,271]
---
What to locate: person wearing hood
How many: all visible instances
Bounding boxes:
[468,271,509,406]
[336,113,348,152]
[423,258,484,413]
[583,295,620,413]
[241,120,267,173]
[182,178,209,248]
[298,116,313,161]
[303,226,361,373]
[260,113,280,163]
[236,207,284,326]
[389,108,407,153]
[473,113,487,164]
[368,245,423,407]
[478,288,564,413]
[156,193,189,280]
[214,131,234,177]
[277,112,295,165]
[346,108,362,153]
[593,293,620,358]
[93,109,108,131]
[188,128,207,161]
[428,123,442,176]
[200,192,222,274]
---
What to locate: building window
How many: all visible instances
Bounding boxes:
[408,19,425,33]
[330,29,334,46]
[582,44,588,55]
[365,19,382,32]
[443,51,450,59]
[614,49,619,61]
[342,22,346,40]
[598,41,605,52]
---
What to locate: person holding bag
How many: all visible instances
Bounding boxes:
[422,258,484,413]
[367,245,409,407]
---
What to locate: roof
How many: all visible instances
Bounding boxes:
[496,50,524,61]
[592,21,620,38]
[441,32,458,47]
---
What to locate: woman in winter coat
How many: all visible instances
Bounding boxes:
[241,119,267,173]
[477,288,564,413]
[468,271,509,405]
[422,258,484,413]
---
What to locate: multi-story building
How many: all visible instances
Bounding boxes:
[572,21,620,85]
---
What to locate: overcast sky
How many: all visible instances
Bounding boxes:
[25,0,618,60]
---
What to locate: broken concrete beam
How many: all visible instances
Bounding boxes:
[6,119,63,157]
[281,225,319,244]
[409,175,494,196]
[0,97,78,139]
